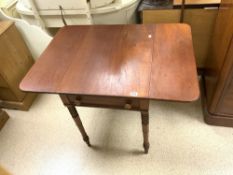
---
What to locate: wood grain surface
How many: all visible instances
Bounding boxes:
[20,24,199,101]
[149,24,199,101]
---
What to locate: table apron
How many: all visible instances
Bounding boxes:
[60,94,149,111]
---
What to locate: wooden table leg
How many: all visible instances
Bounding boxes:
[141,111,149,153]
[66,105,91,146]
[59,94,90,147]
[0,109,9,131]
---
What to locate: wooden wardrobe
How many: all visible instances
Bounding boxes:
[203,0,233,126]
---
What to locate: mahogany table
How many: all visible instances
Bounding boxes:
[20,24,199,153]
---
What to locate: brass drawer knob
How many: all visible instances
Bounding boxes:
[124,103,132,109]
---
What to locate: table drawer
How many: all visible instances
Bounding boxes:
[67,95,148,111]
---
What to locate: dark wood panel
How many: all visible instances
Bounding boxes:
[217,79,233,115]
[205,0,233,112]
[203,0,233,127]
[216,39,233,115]
[149,24,199,101]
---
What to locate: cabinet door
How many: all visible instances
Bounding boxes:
[216,38,233,115]
[205,0,233,113]
[217,79,233,115]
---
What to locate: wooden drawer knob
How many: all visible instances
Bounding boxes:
[124,103,132,109]
[75,98,81,106]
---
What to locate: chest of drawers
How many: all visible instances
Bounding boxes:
[0,21,36,110]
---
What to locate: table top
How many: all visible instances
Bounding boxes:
[20,24,199,102]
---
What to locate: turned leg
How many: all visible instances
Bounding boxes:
[141,111,149,153]
[66,105,91,146]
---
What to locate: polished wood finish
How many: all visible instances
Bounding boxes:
[0,21,36,110]
[141,2,219,68]
[20,24,199,153]
[0,109,9,130]
[149,24,199,101]
[141,111,149,153]
[20,24,199,101]
[203,0,233,126]
[21,25,152,98]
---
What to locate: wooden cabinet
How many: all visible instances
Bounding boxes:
[140,0,220,68]
[203,0,233,127]
[183,8,218,67]
[142,9,181,23]
[0,21,36,110]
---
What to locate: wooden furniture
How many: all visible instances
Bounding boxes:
[0,21,36,110]
[203,0,233,127]
[0,165,11,175]
[140,0,220,68]
[0,109,9,130]
[20,24,199,153]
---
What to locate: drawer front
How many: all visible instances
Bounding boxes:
[0,76,8,88]
[67,95,148,111]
